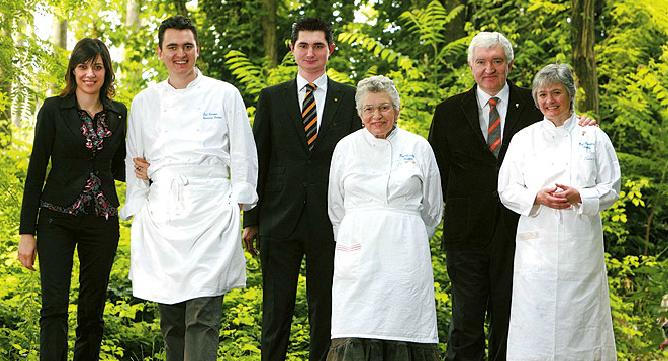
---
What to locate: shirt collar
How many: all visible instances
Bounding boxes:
[540,112,577,133]
[297,72,328,92]
[362,124,399,143]
[476,82,510,109]
[164,67,202,90]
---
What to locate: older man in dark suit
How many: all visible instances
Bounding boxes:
[428,32,542,361]
[242,18,362,361]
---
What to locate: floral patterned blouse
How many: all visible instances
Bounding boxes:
[40,108,117,219]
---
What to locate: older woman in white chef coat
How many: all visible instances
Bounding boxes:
[498,64,620,360]
[326,75,443,361]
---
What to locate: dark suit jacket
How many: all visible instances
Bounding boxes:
[428,82,542,247]
[19,94,127,234]
[243,78,361,239]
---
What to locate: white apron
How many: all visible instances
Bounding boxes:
[130,166,245,304]
[498,115,620,360]
[328,128,443,343]
[121,70,258,304]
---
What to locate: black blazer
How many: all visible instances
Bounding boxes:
[428,82,542,247]
[19,94,127,234]
[243,78,362,239]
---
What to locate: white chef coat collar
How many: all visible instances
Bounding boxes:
[297,72,328,92]
[476,82,510,109]
[362,125,398,143]
[163,68,202,91]
[541,112,577,134]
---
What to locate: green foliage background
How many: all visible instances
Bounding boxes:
[1,0,667,359]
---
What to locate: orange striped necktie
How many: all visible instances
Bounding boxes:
[302,83,317,151]
[487,96,501,158]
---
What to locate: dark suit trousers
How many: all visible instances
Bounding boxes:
[36,208,119,361]
[259,210,335,361]
[158,296,223,361]
[444,213,515,361]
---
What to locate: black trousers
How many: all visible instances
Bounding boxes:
[259,212,335,361]
[444,217,515,361]
[36,208,119,361]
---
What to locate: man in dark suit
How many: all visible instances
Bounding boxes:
[428,32,542,361]
[242,18,361,361]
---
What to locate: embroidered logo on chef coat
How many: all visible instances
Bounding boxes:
[398,153,417,166]
[578,140,596,160]
[578,141,594,152]
[202,112,223,120]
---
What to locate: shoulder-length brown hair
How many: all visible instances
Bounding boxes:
[60,38,116,103]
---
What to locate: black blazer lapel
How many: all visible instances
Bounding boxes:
[460,86,487,147]
[501,82,532,156]
[105,101,124,136]
[317,78,344,141]
[283,80,309,151]
[59,94,86,144]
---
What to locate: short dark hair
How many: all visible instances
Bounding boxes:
[291,18,333,45]
[60,38,115,102]
[158,15,198,49]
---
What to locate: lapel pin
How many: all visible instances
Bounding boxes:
[334,97,339,103]
[515,103,519,109]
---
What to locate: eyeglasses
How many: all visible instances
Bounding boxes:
[361,103,394,116]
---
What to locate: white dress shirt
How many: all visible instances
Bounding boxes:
[476,83,510,141]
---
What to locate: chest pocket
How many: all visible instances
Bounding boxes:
[200,111,225,133]
[575,131,597,187]
[389,156,423,200]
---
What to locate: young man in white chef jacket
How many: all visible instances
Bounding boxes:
[121,15,258,361]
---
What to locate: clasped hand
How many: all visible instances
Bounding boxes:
[535,183,582,210]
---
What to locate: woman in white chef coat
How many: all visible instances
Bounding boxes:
[498,63,620,360]
[326,75,443,361]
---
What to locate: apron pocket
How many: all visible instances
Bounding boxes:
[334,243,362,280]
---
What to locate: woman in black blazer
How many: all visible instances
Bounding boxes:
[17,38,126,360]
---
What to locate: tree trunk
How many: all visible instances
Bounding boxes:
[51,18,67,96]
[442,0,466,43]
[126,0,141,28]
[261,0,278,67]
[174,0,187,15]
[0,25,12,129]
[571,0,599,115]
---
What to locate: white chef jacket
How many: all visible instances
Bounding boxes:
[120,69,258,304]
[498,114,620,360]
[328,127,443,343]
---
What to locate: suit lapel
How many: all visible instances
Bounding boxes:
[282,80,309,151]
[501,82,530,157]
[105,102,123,136]
[317,78,343,141]
[59,95,88,147]
[460,86,487,147]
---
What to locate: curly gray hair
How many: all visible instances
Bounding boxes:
[355,75,401,115]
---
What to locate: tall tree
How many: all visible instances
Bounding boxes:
[571,0,599,115]
[126,0,141,28]
[261,0,278,66]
